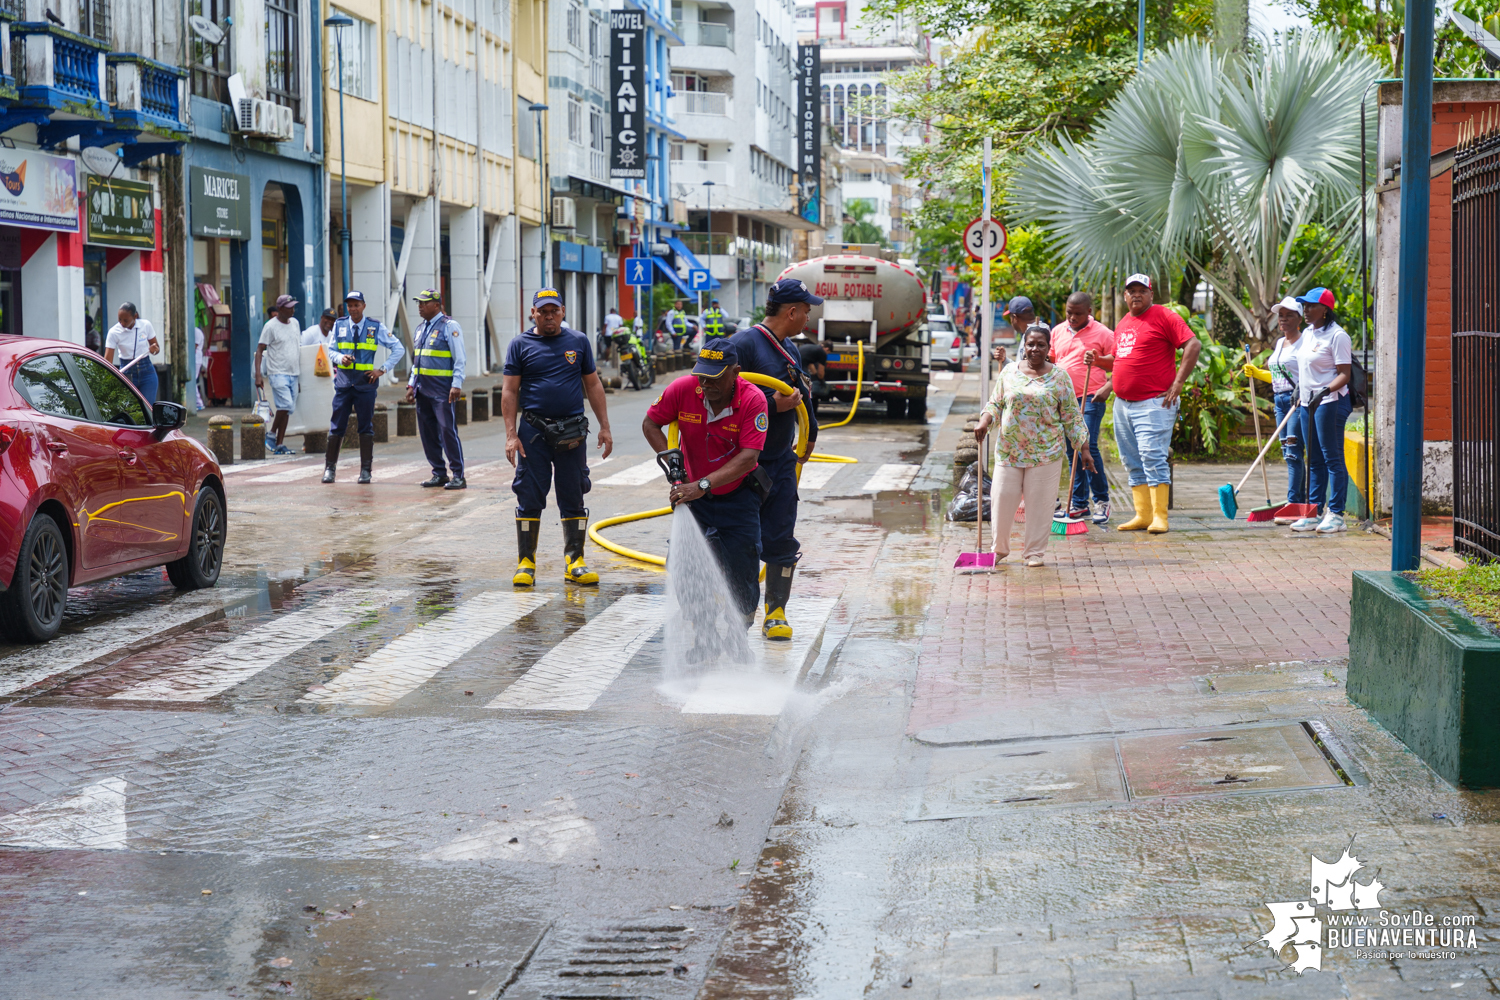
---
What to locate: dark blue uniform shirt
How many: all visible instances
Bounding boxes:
[503,326,596,417]
[728,324,809,457]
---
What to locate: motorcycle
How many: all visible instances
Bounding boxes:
[612,328,655,390]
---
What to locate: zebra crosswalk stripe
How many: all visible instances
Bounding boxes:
[797,462,844,491]
[598,459,663,487]
[860,463,919,492]
[300,592,551,707]
[110,589,410,702]
[488,594,664,711]
[0,590,255,698]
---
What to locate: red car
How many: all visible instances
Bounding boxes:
[0,336,226,642]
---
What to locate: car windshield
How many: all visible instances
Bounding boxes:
[70,355,150,426]
[928,319,954,333]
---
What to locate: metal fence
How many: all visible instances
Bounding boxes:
[1450,132,1500,563]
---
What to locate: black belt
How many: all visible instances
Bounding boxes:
[523,410,589,449]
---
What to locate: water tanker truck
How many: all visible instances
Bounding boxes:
[773,244,931,420]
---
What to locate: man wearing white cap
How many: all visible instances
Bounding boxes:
[1110,274,1201,533]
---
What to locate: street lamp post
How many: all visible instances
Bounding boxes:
[702,179,714,321]
[324,11,354,305]
[529,103,549,296]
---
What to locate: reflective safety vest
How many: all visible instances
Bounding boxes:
[668,309,687,335]
[413,314,458,393]
[704,307,726,337]
[335,317,378,371]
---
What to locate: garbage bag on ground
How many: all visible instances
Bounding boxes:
[946,461,992,521]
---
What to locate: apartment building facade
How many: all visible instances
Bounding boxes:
[667,0,814,317]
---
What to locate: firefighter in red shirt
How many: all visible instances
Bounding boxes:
[643,338,770,618]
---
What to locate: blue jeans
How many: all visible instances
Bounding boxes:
[126,359,158,404]
[1299,393,1352,515]
[1113,395,1179,487]
[1066,396,1109,509]
[1273,391,1305,504]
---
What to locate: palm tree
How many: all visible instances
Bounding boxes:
[1009,32,1377,345]
[843,199,888,246]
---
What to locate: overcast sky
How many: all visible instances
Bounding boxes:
[1251,0,1315,34]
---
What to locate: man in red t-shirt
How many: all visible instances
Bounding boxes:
[644,338,769,616]
[1110,274,1202,534]
[1050,291,1117,523]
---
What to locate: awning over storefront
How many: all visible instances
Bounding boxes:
[649,256,692,296]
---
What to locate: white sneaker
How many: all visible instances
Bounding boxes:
[1316,512,1347,534]
[1289,517,1320,532]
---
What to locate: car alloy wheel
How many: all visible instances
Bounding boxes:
[194,491,224,580]
[27,524,66,626]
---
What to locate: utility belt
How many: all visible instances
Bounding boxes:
[523,410,589,450]
[705,465,772,505]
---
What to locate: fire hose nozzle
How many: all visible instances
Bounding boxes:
[655,448,686,492]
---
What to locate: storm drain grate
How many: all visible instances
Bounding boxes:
[503,912,731,1000]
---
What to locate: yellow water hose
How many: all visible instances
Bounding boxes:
[588,371,832,568]
[818,342,864,429]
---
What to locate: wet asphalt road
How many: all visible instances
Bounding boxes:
[0,371,954,999]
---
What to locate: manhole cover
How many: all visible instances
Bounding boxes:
[1118,722,1347,797]
[909,740,1126,820]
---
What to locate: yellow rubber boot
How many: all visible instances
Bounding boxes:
[761,564,795,641]
[562,516,599,585]
[1117,485,1154,531]
[1148,484,1171,533]
[513,515,539,586]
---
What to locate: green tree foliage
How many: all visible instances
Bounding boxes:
[963,226,1075,323]
[1009,33,1378,347]
[843,198,889,246]
[1285,0,1500,76]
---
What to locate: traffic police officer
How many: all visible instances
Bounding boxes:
[727,277,821,640]
[323,290,405,484]
[405,288,468,489]
[667,300,689,350]
[503,288,615,586]
[643,338,769,618]
[703,298,727,338]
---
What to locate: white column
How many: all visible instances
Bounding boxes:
[566,270,579,329]
[491,214,520,349]
[21,230,85,346]
[349,182,387,310]
[448,204,483,375]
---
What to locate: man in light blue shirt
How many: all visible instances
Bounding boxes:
[324,290,405,484]
[406,288,468,490]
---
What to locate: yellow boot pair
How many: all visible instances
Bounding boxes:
[1117,485,1171,534]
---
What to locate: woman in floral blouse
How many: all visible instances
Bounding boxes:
[974,325,1095,566]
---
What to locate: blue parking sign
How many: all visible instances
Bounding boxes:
[624,258,653,286]
[689,268,711,291]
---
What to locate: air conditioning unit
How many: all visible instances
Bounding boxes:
[551,196,577,229]
[235,98,293,141]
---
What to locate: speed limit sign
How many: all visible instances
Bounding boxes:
[963,217,1007,261]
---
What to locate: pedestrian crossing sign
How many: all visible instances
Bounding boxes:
[625,259,653,286]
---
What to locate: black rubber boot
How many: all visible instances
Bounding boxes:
[513,513,540,587]
[561,513,598,585]
[356,434,374,483]
[762,563,795,641]
[321,438,342,484]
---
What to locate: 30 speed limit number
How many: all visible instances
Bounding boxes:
[963,218,1007,261]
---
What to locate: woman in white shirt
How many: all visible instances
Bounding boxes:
[1290,287,1353,535]
[104,302,160,404]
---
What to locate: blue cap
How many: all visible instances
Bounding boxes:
[532,287,563,308]
[766,277,824,306]
[1007,296,1034,316]
[693,338,739,377]
[1295,287,1336,310]
[413,288,442,303]
[344,290,365,303]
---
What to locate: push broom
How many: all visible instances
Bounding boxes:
[1219,405,1299,520]
[955,442,997,569]
[1052,362,1096,537]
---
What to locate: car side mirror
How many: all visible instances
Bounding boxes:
[152,401,186,436]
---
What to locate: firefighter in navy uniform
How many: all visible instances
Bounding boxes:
[502,288,615,586]
[703,299,727,338]
[726,277,822,640]
[406,288,468,489]
[323,290,406,484]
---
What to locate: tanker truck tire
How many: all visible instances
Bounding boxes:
[885,397,905,420]
[906,397,928,421]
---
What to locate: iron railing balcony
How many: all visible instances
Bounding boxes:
[107,54,188,140]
